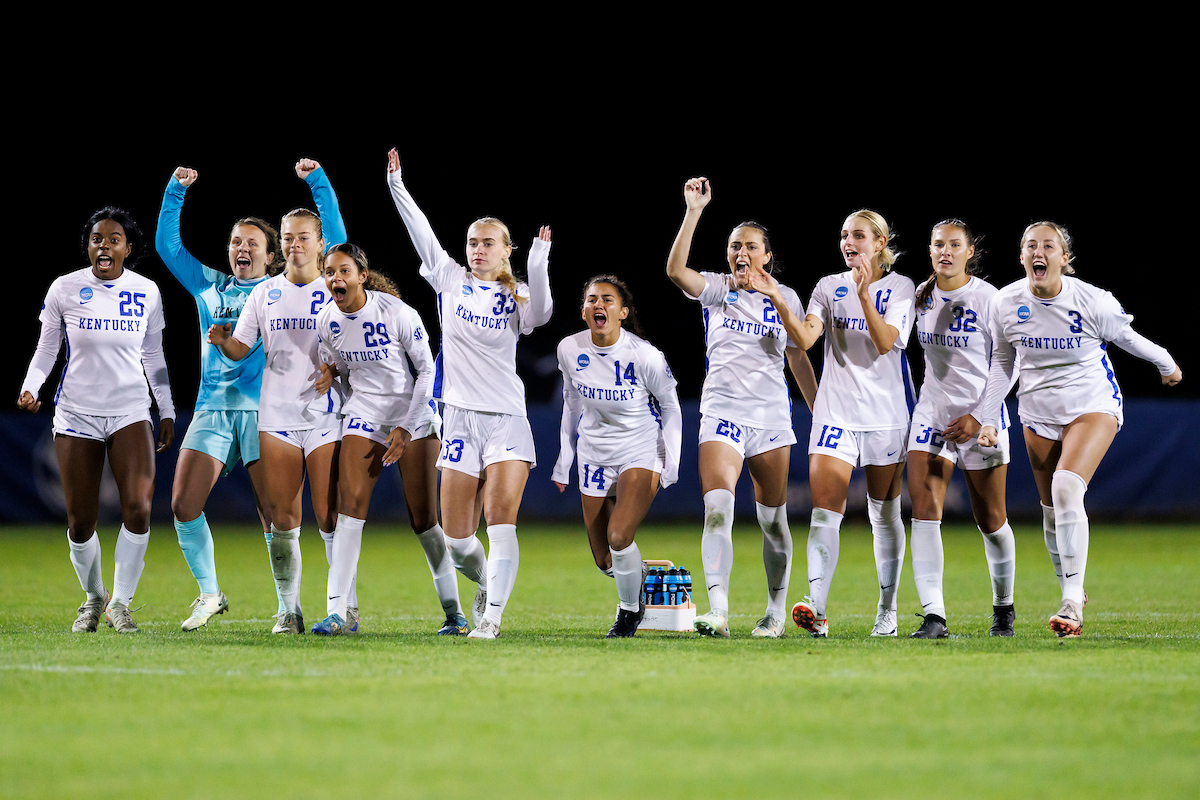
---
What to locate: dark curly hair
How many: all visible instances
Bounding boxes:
[81,207,145,270]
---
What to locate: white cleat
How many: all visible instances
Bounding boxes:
[106,600,139,634]
[751,614,785,638]
[870,607,897,637]
[271,611,305,634]
[467,618,501,639]
[181,592,228,631]
[791,597,829,638]
[694,610,731,638]
[472,587,488,628]
[72,593,109,633]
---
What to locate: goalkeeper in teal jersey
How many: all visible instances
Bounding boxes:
[155,159,347,631]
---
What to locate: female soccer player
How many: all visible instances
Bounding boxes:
[552,276,682,638]
[20,207,175,633]
[208,160,348,634]
[976,221,1181,638]
[906,220,1016,638]
[786,210,917,638]
[387,147,553,639]
[310,243,463,636]
[155,163,326,631]
[665,177,817,639]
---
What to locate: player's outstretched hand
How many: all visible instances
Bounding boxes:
[746,263,780,299]
[943,414,981,444]
[207,323,232,346]
[382,427,412,467]
[173,167,198,187]
[17,391,40,413]
[157,418,175,453]
[537,226,552,244]
[683,177,712,212]
[387,148,401,174]
[295,158,321,179]
[1163,367,1183,386]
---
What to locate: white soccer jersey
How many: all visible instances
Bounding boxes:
[979,276,1177,429]
[913,276,1012,429]
[388,170,553,417]
[25,268,169,417]
[234,273,346,430]
[316,290,435,434]
[807,269,916,431]
[553,329,683,488]
[686,271,803,429]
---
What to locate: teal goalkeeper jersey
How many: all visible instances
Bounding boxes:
[154,168,347,413]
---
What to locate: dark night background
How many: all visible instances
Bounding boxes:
[14,81,1191,418]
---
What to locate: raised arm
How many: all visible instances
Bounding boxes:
[665,177,711,298]
[208,322,252,361]
[385,148,453,272]
[523,227,554,330]
[154,168,213,296]
[297,158,347,249]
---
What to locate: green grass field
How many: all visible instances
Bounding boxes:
[1,521,1197,799]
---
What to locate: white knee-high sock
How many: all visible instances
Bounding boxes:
[416,523,461,618]
[868,496,906,612]
[322,528,357,609]
[67,531,106,601]
[610,541,644,613]
[1051,470,1089,605]
[482,524,519,625]
[269,525,303,615]
[445,533,488,587]
[1042,503,1063,591]
[807,507,843,617]
[910,518,945,618]
[328,515,364,619]
[980,520,1016,606]
[757,502,792,617]
[112,525,149,607]
[700,489,735,615]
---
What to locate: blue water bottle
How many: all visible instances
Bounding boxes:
[643,568,654,607]
[666,568,680,605]
[679,567,692,605]
[653,568,665,605]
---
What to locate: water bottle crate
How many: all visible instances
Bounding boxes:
[636,559,696,632]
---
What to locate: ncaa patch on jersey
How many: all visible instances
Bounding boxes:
[268,288,282,302]
[330,321,341,336]
[1017,305,1031,322]
[79,288,93,302]
[461,285,474,296]
[577,354,590,369]
[726,291,739,303]
[834,286,849,300]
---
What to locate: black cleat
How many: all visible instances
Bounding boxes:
[910,613,948,639]
[607,607,643,638]
[989,604,1016,637]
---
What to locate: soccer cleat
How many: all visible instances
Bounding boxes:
[989,604,1016,637]
[791,597,829,638]
[181,592,228,631]
[72,593,109,633]
[312,613,346,636]
[910,613,948,639]
[345,607,360,635]
[870,607,898,637]
[694,610,730,638]
[751,614,785,638]
[105,600,139,634]
[467,618,501,639]
[472,587,488,628]
[438,613,469,636]
[607,607,642,638]
[271,611,305,634]
[1048,599,1083,638]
